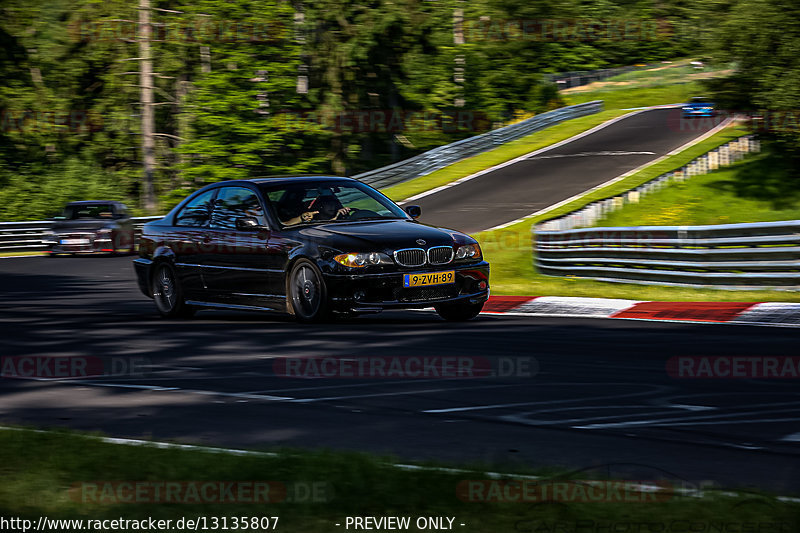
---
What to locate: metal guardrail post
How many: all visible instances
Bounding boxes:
[0,216,162,253]
[530,135,784,287]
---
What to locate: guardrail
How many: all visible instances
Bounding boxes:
[0,216,162,253]
[534,220,800,288]
[354,101,603,189]
[535,135,760,233]
[545,66,636,89]
[531,134,800,289]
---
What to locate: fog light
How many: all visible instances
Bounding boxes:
[478,281,487,290]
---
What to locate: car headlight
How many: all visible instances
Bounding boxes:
[455,243,481,261]
[334,252,393,268]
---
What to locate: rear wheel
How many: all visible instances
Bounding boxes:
[151,263,195,318]
[288,260,329,323]
[435,301,484,322]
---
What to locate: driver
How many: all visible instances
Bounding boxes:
[285,193,352,224]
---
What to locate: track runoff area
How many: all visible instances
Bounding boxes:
[2,254,800,494]
[2,107,798,496]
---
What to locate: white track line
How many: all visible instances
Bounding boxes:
[400,109,651,205]
[2,425,797,502]
[27,378,294,401]
[485,114,734,231]
[241,378,448,394]
[574,406,800,430]
[423,383,669,413]
[289,383,521,403]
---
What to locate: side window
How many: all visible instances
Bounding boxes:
[174,190,216,227]
[210,187,267,230]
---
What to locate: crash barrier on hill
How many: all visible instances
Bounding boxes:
[354,101,603,189]
[532,136,800,289]
[0,217,161,253]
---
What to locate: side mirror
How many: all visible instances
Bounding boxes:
[405,205,422,219]
[235,216,263,231]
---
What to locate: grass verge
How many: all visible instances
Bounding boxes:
[472,125,800,302]
[594,149,800,227]
[562,80,701,111]
[2,427,797,533]
[380,109,628,202]
[381,60,720,204]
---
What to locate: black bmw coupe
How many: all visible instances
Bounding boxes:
[133,176,490,322]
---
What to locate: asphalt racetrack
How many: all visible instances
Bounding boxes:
[2,256,799,493]
[414,108,724,233]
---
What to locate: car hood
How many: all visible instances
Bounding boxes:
[51,220,113,232]
[299,219,469,251]
[685,102,713,108]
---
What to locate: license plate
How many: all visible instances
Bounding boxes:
[61,239,90,245]
[403,271,455,288]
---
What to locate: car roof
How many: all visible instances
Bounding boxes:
[245,175,357,186]
[65,200,125,206]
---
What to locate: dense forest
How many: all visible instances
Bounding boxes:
[0,0,796,218]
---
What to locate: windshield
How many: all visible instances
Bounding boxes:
[260,181,408,226]
[58,204,117,220]
[689,97,712,104]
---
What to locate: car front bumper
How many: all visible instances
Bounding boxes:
[323,261,490,313]
[45,232,115,254]
[682,110,715,117]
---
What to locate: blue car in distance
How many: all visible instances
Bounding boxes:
[682,97,715,118]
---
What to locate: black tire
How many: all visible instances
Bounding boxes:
[151,262,195,318]
[287,259,329,323]
[435,301,484,322]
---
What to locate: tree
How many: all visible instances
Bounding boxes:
[711,0,800,158]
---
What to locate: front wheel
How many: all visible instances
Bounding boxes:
[288,260,329,323]
[435,301,484,322]
[151,263,195,318]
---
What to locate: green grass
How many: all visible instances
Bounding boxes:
[472,126,800,302]
[2,427,797,532]
[563,81,700,111]
[562,58,731,110]
[595,150,800,227]
[381,60,726,204]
